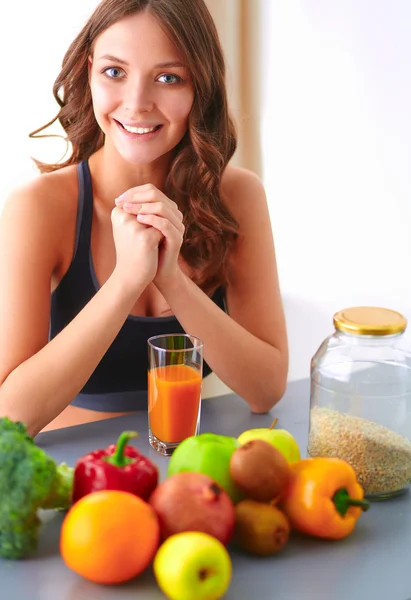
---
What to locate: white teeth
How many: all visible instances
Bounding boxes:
[122,124,158,134]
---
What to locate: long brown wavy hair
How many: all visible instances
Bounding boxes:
[30,0,239,293]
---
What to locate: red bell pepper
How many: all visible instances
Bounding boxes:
[72,431,159,504]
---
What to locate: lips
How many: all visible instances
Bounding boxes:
[113,119,164,142]
[115,119,163,135]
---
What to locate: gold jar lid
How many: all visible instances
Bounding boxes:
[333,306,407,336]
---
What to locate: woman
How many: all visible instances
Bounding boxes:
[0,0,288,436]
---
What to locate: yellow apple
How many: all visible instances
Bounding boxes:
[237,425,300,463]
[153,532,232,600]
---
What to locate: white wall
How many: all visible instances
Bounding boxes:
[0,1,99,195]
[1,1,410,391]
[261,0,411,381]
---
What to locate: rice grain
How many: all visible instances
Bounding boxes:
[308,406,411,496]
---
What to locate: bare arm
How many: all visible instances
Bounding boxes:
[156,168,288,413]
[0,183,161,436]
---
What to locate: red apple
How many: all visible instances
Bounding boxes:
[149,472,235,546]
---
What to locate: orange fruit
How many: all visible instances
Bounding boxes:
[60,490,160,585]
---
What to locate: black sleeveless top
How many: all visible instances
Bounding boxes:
[49,161,226,412]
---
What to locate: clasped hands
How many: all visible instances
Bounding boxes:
[114,184,185,289]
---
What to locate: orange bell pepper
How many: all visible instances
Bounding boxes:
[280,457,370,540]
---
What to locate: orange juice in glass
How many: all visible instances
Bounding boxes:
[148,334,203,455]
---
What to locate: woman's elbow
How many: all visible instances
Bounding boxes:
[247,362,288,414]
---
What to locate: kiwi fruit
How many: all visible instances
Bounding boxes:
[229,439,291,502]
[234,499,290,556]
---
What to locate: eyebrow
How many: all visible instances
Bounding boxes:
[97,55,186,69]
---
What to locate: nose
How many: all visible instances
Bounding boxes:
[123,77,155,114]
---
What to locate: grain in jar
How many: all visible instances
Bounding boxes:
[309,307,411,499]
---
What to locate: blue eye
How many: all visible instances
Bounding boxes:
[157,73,182,84]
[103,67,125,79]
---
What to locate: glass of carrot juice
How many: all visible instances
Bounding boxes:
[147,333,203,455]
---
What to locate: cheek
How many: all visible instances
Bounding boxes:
[90,80,119,117]
[166,91,194,125]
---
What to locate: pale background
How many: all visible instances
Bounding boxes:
[1,1,410,397]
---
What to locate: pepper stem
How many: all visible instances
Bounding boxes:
[333,488,371,517]
[103,431,138,468]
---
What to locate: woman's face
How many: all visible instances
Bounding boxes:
[89,11,194,165]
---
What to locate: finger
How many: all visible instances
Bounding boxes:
[123,201,183,228]
[122,201,164,215]
[136,214,184,244]
[111,206,137,225]
[135,199,183,225]
[115,187,180,218]
[115,184,162,206]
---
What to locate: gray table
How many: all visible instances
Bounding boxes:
[1,378,410,600]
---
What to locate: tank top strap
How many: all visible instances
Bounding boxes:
[73,160,93,260]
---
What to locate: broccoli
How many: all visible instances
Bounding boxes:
[0,416,31,439]
[0,417,74,559]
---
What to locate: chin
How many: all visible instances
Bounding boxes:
[117,144,177,167]
[118,152,157,166]
[109,124,186,166]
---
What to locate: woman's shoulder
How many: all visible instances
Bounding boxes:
[0,164,81,277]
[1,164,80,264]
[220,164,267,218]
[6,164,78,208]
[3,164,79,230]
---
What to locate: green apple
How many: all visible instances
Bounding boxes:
[237,426,301,463]
[154,531,232,600]
[168,433,245,503]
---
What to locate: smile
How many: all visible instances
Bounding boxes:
[124,124,161,134]
[115,120,163,136]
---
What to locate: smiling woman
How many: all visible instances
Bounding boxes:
[88,14,195,166]
[0,0,288,436]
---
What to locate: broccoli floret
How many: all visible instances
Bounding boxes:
[41,462,74,510]
[0,416,32,440]
[0,419,74,559]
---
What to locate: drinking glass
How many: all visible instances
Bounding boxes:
[147,333,203,455]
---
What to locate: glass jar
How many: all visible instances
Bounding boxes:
[308,306,411,499]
